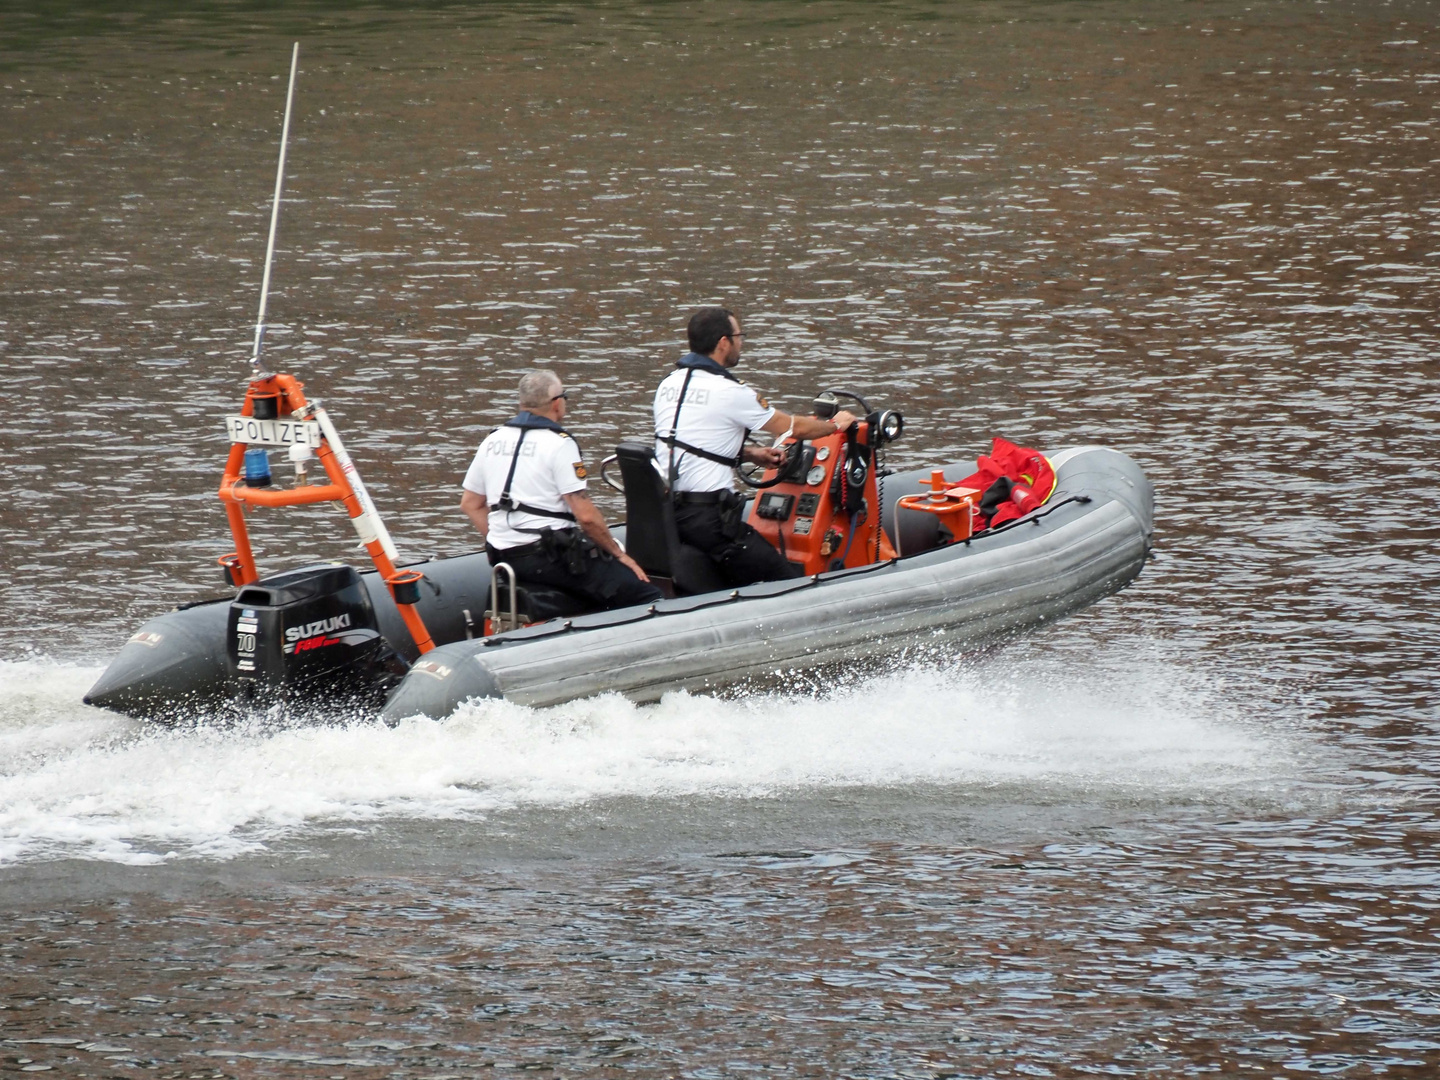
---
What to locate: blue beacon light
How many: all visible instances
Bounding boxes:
[243,447,273,487]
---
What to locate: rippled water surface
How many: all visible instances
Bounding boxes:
[2,1,1439,1075]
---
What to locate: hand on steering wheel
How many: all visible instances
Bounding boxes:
[738,439,803,489]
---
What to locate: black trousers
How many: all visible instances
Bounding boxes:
[488,537,663,610]
[673,500,803,586]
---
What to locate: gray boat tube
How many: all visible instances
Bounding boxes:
[378,445,1154,721]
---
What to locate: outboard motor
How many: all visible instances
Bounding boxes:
[226,562,403,711]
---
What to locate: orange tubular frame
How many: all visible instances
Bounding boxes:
[895,471,980,543]
[219,372,434,654]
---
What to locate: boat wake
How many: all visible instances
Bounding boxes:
[0,643,1305,867]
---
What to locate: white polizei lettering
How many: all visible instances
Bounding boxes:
[226,416,322,447]
[485,439,536,457]
[658,384,710,406]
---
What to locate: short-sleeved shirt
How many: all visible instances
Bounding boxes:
[462,425,587,550]
[653,367,776,493]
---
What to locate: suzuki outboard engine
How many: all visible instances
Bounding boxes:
[226,562,404,713]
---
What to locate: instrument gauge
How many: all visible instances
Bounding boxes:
[806,465,827,486]
[814,446,831,462]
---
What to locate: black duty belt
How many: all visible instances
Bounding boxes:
[486,539,546,559]
[673,490,727,505]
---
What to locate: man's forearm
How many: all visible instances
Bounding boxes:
[578,515,624,558]
[791,415,843,440]
[566,495,624,558]
[741,444,781,465]
[762,409,853,442]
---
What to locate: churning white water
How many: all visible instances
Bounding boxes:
[0,644,1298,867]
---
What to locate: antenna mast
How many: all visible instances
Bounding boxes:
[250,42,300,376]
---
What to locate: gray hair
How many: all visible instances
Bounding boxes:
[517,369,562,410]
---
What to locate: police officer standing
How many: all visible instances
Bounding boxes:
[463,370,662,610]
[654,307,857,586]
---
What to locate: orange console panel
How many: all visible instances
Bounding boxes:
[745,423,897,577]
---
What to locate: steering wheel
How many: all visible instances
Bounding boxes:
[738,439,804,489]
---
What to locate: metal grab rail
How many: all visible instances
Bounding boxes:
[488,561,519,635]
[599,453,625,493]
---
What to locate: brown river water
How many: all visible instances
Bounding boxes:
[2,1,1439,1076]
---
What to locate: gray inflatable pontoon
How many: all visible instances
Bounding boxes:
[379,445,1152,720]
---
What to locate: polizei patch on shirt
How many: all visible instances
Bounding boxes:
[483,437,538,458]
[656,383,711,407]
[573,461,588,479]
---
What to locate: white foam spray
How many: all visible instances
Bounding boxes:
[0,645,1299,867]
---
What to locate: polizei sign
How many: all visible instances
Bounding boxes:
[226,415,323,448]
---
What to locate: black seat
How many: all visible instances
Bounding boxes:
[614,441,728,597]
[512,582,590,622]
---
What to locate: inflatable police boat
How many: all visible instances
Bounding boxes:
[83,370,1154,723]
[84,51,1155,723]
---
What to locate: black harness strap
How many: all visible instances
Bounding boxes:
[496,417,578,527]
[657,363,750,485]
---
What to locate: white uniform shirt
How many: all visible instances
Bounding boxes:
[462,424,587,550]
[653,366,776,492]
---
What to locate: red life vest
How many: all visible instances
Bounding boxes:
[957,437,1056,529]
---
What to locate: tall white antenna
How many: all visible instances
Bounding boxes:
[250,42,300,376]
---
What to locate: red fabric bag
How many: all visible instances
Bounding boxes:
[957,437,1056,529]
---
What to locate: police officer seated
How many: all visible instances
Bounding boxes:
[653,307,857,587]
[461,370,663,614]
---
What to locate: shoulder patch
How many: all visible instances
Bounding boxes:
[756,395,770,409]
[573,461,588,480]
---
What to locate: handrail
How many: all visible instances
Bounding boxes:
[599,453,624,493]
[489,561,518,634]
[221,480,346,508]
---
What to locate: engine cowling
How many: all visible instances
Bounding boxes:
[226,562,403,710]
